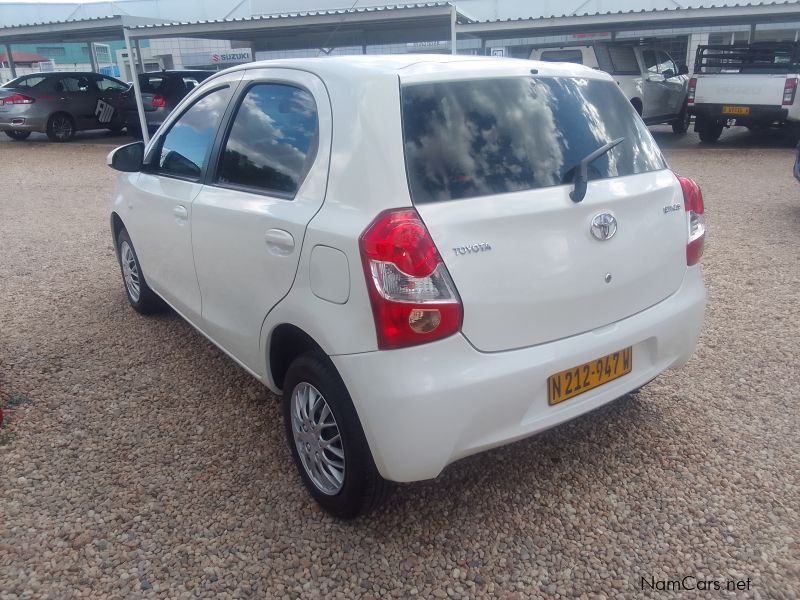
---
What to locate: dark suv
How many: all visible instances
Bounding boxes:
[124,70,214,135]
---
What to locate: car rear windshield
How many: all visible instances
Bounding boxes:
[401,76,665,204]
[539,50,584,64]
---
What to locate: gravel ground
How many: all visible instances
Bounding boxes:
[1,135,799,599]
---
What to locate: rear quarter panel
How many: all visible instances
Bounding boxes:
[260,70,411,386]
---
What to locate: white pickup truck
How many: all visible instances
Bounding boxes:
[689,42,800,142]
[530,43,690,133]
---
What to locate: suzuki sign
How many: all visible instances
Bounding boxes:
[210,51,252,64]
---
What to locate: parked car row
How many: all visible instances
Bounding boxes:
[0,69,213,141]
[4,41,799,146]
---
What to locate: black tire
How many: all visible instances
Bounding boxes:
[697,119,723,143]
[4,130,31,141]
[116,228,163,314]
[45,113,75,142]
[672,105,691,134]
[630,99,643,116]
[282,351,392,519]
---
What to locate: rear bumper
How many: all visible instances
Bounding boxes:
[333,267,705,482]
[0,111,47,132]
[124,109,167,131]
[689,103,790,123]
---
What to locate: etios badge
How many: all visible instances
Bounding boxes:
[590,213,617,241]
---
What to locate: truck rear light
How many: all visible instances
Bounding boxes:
[783,78,797,106]
[151,94,166,108]
[2,93,35,105]
[359,208,462,349]
[676,174,705,266]
[687,78,697,105]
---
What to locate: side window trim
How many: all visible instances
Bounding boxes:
[204,79,320,200]
[144,83,239,183]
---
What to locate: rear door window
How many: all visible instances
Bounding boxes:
[214,83,318,197]
[657,51,678,77]
[642,50,659,75]
[57,76,92,93]
[401,76,665,204]
[608,46,639,74]
[96,76,128,91]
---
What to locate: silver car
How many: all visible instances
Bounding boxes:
[0,72,129,142]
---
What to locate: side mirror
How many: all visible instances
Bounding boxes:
[107,141,144,172]
[662,69,675,79]
[678,64,689,76]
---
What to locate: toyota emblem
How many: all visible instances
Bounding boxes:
[590,213,617,241]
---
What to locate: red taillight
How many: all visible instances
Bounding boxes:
[2,93,35,105]
[151,94,166,108]
[359,209,462,349]
[676,175,705,266]
[687,78,697,105]
[783,78,797,106]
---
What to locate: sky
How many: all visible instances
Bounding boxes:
[0,0,110,3]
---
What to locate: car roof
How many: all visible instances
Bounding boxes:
[141,70,214,75]
[40,72,106,77]
[216,54,608,84]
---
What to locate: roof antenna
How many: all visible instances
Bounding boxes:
[317,0,361,57]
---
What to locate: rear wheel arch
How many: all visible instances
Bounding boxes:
[269,323,326,391]
[110,212,126,249]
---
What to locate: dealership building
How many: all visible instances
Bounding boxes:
[2,0,800,82]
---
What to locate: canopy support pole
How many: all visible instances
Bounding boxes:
[4,44,16,78]
[87,41,98,73]
[124,29,151,144]
[450,5,457,55]
[134,38,145,73]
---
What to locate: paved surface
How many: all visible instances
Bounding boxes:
[1,129,798,599]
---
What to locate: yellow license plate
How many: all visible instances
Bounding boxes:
[548,347,632,405]
[722,106,750,115]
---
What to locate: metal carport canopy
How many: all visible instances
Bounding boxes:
[0,15,165,45]
[457,1,800,38]
[124,3,465,52]
[0,15,167,82]
[123,3,468,142]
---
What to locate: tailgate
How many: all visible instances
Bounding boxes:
[417,172,687,352]
[401,74,687,353]
[694,73,787,106]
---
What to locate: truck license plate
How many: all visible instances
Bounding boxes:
[722,106,750,115]
[548,347,633,405]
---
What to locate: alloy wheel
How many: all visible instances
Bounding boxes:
[120,241,141,302]
[52,116,73,141]
[291,382,345,495]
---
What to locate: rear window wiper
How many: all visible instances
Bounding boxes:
[569,137,625,203]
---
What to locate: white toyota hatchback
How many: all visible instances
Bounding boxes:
[108,55,706,518]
